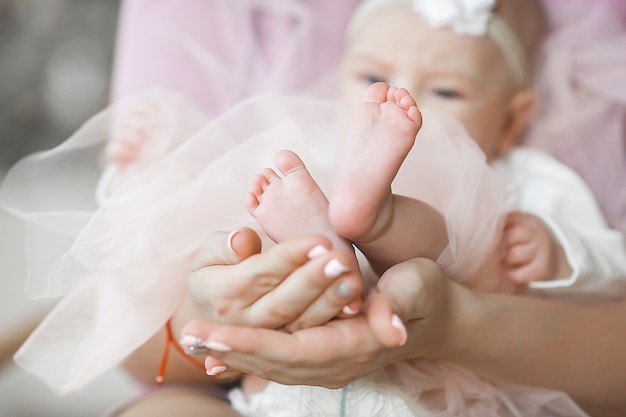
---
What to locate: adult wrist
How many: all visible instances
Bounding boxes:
[425,281,485,364]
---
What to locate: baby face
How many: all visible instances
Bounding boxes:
[339,5,521,160]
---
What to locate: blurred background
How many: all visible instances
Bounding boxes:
[0,0,140,415]
[1,0,116,167]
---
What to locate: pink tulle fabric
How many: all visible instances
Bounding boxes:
[1,91,508,396]
[0,92,506,393]
[526,0,626,233]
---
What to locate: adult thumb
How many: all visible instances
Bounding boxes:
[367,258,441,347]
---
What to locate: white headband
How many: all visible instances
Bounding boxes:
[347,0,528,86]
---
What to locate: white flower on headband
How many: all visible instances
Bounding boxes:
[413,0,497,36]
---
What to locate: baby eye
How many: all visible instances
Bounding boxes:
[361,75,387,85]
[433,88,463,99]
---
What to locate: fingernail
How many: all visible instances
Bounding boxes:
[307,245,328,259]
[204,340,232,352]
[342,304,359,315]
[336,282,356,298]
[227,230,239,255]
[391,314,407,346]
[323,259,349,279]
[180,335,209,355]
[180,335,204,347]
[184,345,209,355]
[206,365,227,376]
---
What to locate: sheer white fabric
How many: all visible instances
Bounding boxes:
[1,92,507,394]
[230,364,588,417]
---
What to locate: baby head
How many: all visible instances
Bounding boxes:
[339,0,547,161]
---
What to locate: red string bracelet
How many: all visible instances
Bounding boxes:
[156,319,206,385]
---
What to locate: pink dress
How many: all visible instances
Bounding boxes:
[111,0,360,117]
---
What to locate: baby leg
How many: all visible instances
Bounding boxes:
[246,150,364,328]
[247,149,353,253]
[329,82,421,242]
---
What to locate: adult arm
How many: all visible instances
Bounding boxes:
[434,288,626,416]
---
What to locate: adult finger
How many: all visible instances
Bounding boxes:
[190,227,262,272]
[255,249,363,331]
[180,317,385,388]
[188,235,331,318]
[367,258,442,347]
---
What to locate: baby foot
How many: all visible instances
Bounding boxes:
[329,82,421,242]
[106,98,179,170]
[247,150,352,252]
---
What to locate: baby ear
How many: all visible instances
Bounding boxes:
[497,89,535,157]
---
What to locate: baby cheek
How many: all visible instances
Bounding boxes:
[467,130,503,160]
[338,80,368,106]
[427,106,499,159]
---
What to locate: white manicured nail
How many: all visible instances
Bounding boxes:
[323,259,349,279]
[391,314,407,346]
[180,335,204,348]
[207,366,227,376]
[342,304,359,315]
[227,230,239,255]
[204,340,232,352]
[307,245,328,259]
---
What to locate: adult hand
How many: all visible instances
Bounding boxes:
[181,257,463,388]
[186,228,364,330]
